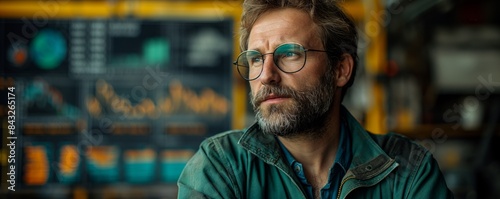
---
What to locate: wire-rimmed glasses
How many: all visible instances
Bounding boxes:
[233,43,328,81]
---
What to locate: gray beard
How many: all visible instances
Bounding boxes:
[251,72,335,138]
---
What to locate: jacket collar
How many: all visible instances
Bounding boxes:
[341,106,398,180]
[238,105,398,181]
[238,123,282,165]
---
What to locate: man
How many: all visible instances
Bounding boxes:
[178,0,453,198]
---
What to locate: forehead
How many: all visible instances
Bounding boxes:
[248,8,322,50]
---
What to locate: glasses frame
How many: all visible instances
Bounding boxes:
[233,43,328,81]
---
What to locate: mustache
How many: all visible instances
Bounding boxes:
[251,85,299,108]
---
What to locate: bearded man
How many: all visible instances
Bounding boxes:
[178,0,453,198]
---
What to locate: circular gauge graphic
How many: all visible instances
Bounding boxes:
[7,44,28,67]
[30,29,68,70]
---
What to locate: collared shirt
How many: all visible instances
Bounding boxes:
[277,120,352,199]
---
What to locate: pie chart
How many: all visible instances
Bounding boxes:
[30,29,67,70]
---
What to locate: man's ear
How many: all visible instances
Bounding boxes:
[336,53,353,87]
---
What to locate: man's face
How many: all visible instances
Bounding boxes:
[247,8,337,137]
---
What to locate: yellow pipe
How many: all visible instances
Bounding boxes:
[363,0,387,134]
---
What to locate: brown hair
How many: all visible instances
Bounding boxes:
[240,0,358,100]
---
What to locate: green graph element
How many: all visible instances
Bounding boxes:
[143,38,169,65]
[30,29,67,70]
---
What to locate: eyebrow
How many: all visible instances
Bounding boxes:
[247,38,289,52]
[248,42,306,53]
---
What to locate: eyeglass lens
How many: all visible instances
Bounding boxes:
[235,43,307,80]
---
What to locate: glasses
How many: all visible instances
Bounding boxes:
[233,43,328,81]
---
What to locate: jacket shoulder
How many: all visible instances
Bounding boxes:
[369,132,429,161]
[178,130,246,198]
[200,130,245,149]
[370,133,454,198]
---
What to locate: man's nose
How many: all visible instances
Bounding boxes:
[259,54,281,85]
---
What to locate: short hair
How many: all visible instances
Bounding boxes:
[240,0,358,100]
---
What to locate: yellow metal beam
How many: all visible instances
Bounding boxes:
[363,0,387,134]
[342,1,365,21]
[0,1,242,19]
[0,1,363,19]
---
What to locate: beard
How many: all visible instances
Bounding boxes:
[250,71,336,138]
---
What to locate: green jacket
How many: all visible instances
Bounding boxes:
[178,108,454,198]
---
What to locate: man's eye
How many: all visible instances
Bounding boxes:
[247,56,262,66]
[284,52,297,57]
[251,57,262,62]
[280,51,302,60]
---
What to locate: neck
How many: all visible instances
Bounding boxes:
[276,87,344,196]
[277,102,341,177]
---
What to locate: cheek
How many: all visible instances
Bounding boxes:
[249,82,260,96]
[292,75,320,90]
[296,63,329,85]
